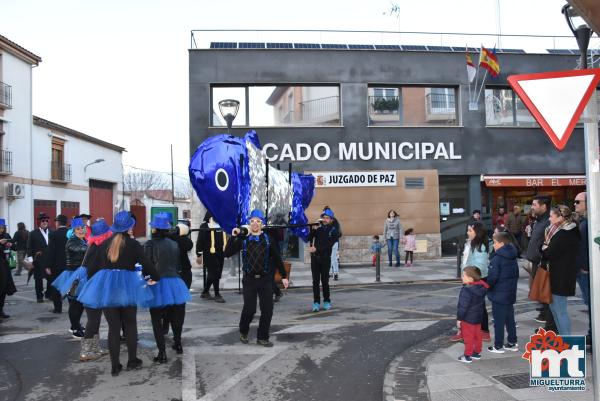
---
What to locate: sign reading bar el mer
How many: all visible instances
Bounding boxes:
[312,171,397,187]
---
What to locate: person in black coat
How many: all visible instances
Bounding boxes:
[308,208,340,312]
[27,212,51,302]
[197,211,227,302]
[12,222,28,276]
[63,218,88,336]
[224,209,288,347]
[540,205,581,336]
[46,214,69,313]
[486,232,519,352]
[0,219,16,320]
[173,223,194,289]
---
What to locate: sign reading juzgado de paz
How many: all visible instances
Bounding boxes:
[312,171,397,188]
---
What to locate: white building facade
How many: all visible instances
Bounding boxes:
[0,34,124,233]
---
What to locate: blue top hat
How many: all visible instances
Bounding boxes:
[150,212,172,230]
[247,209,266,224]
[110,210,136,233]
[91,219,110,237]
[321,208,335,219]
[0,218,6,227]
[71,217,85,229]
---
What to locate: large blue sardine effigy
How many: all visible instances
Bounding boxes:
[189,130,315,240]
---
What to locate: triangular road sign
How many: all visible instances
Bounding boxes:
[508,69,600,151]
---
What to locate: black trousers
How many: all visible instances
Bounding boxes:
[311,255,331,304]
[103,307,138,369]
[150,304,186,351]
[180,268,192,289]
[240,275,273,341]
[204,277,220,296]
[405,251,414,264]
[33,264,45,300]
[68,298,84,330]
[48,274,63,312]
[84,307,102,339]
[543,303,558,332]
[481,278,489,332]
[0,292,5,312]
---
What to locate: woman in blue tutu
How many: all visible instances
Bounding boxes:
[143,213,191,363]
[78,211,160,377]
[57,217,89,339]
[78,219,112,362]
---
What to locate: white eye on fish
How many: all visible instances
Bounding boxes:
[215,168,229,191]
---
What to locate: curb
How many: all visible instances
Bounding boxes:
[383,324,454,401]
[218,277,461,292]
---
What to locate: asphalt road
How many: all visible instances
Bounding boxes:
[0,274,461,401]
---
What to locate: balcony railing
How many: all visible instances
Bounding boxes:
[51,162,72,183]
[425,93,456,114]
[299,96,339,123]
[369,96,400,114]
[0,150,12,175]
[0,82,12,109]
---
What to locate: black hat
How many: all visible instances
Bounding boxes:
[55,214,68,225]
[203,210,212,223]
[75,213,92,219]
[37,212,50,221]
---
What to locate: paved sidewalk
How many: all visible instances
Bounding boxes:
[194,257,459,290]
[423,277,594,401]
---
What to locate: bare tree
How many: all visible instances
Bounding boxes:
[124,170,169,200]
[174,179,193,200]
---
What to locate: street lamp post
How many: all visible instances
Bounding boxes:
[218,99,240,276]
[84,158,105,173]
[218,99,240,135]
[563,5,600,398]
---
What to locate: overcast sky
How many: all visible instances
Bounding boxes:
[0,0,588,176]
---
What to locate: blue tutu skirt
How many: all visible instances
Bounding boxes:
[52,266,88,296]
[146,277,191,308]
[77,269,154,309]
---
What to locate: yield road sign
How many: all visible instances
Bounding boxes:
[507,68,600,151]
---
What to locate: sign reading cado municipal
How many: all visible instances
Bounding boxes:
[312,171,397,188]
[263,141,462,162]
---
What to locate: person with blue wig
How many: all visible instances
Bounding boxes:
[78,210,160,377]
[143,212,191,363]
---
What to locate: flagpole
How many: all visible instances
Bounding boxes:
[475,69,489,103]
[466,45,472,105]
[472,45,483,107]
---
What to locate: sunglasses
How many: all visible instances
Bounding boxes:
[40,219,49,222]
[574,200,585,205]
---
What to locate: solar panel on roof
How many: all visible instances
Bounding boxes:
[426,46,453,52]
[401,45,427,51]
[238,42,265,49]
[321,44,348,49]
[210,42,237,49]
[348,44,375,50]
[497,48,525,54]
[294,43,321,49]
[547,49,574,55]
[374,44,401,50]
[266,43,293,49]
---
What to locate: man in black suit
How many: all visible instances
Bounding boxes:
[45,214,69,313]
[27,213,51,302]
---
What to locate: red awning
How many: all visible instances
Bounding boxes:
[482,175,587,188]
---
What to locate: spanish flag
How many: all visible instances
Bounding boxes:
[466,52,476,83]
[479,46,500,77]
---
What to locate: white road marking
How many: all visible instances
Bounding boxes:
[375,320,438,332]
[0,332,53,343]
[182,345,286,401]
[273,323,343,334]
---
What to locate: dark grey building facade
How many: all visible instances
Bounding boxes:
[189,44,590,257]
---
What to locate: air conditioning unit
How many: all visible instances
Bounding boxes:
[7,183,25,199]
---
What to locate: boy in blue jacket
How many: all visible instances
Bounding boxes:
[457,266,490,363]
[486,231,519,353]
